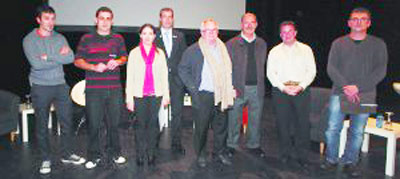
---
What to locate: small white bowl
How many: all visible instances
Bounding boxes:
[392,82,400,95]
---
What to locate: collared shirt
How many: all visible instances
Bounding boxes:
[241,32,256,43]
[161,28,173,57]
[266,41,316,91]
[199,45,222,92]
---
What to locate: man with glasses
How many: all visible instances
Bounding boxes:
[321,7,387,178]
[179,18,235,168]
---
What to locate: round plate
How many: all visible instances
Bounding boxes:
[70,80,86,106]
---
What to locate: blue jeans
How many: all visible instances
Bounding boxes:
[325,95,369,164]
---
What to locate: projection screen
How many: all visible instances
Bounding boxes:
[49,0,246,30]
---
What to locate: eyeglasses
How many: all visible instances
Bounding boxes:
[280,29,296,35]
[202,28,218,33]
[349,18,370,22]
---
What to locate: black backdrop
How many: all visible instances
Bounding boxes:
[2,0,400,111]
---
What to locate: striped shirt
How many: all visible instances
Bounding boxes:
[75,32,127,90]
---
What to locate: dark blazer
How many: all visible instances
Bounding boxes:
[225,35,267,98]
[155,29,187,78]
[178,42,204,95]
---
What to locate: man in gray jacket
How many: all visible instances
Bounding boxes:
[225,13,267,158]
[22,5,85,175]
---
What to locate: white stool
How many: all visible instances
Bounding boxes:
[17,103,59,143]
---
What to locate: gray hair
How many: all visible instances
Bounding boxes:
[200,18,219,31]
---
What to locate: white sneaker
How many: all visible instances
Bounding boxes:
[61,154,86,165]
[39,160,51,174]
[113,156,126,164]
[85,159,100,169]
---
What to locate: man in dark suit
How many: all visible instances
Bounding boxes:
[155,7,187,155]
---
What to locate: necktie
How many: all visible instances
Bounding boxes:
[164,32,171,57]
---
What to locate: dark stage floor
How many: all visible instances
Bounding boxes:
[0,96,399,179]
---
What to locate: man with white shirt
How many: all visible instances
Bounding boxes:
[155,7,187,155]
[225,13,267,158]
[266,21,316,170]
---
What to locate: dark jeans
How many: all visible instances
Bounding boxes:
[85,88,122,160]
[192,91,228,158]
[169,75,185,146]
[31,83,73,160]
[134,96,162,159]
[272,87,311,161]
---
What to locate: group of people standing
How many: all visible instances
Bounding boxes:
[23,4,387,178]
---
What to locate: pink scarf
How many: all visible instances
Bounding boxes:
[140,42,156,96]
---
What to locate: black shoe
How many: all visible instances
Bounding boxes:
[215,153,232,166]
[247,148,266,158]
[171,144,186,155]
[297,160,309,167]
[226,147,236,157]
[136,157,145,166]
[280,156,290,164]
[147,155,155,167]
[297,160,311,174]
[343,163,361,178]
[319,160,337,171]
[197,157,207,168]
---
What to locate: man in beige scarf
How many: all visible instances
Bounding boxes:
[179,18,235,168]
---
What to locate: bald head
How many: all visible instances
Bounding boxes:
[241,13,257,23]
[241,13,258,37]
